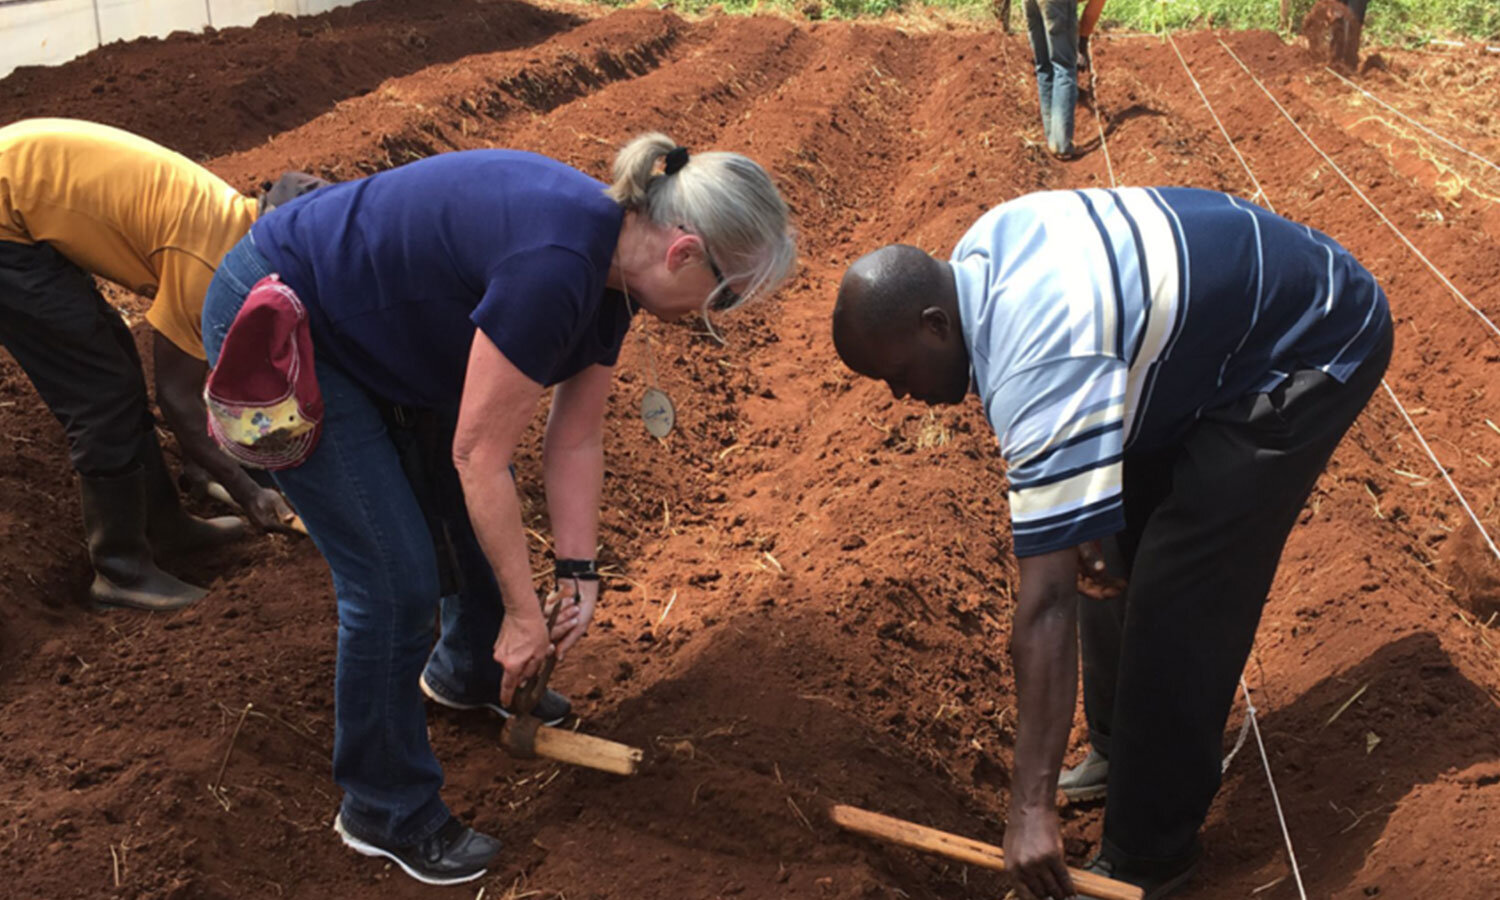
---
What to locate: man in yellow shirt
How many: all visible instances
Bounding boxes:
[0,118,319,610]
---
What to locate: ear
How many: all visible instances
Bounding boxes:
[918,306,952,341]
[664,233,703,274]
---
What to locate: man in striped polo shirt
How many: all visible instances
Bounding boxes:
[832,187,1392,899]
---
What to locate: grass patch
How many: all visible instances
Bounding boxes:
[615,0,1499,43]
[1097,0,1499,44]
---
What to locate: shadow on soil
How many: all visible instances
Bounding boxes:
[1202,631,1500,896]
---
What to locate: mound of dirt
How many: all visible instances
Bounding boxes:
[0,0,581,159]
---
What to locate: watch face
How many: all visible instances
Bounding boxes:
[642,387,675,439]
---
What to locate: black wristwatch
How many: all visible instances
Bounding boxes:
[554,558,600,582]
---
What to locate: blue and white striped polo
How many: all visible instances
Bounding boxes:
[950,187,1388,557]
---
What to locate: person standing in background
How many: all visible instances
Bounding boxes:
[1024,0,1106,159]
[1333,0,1370,68]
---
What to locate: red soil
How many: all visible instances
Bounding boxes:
[1,6,1498,899]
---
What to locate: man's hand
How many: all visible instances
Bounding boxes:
[154,329,298,531]
[548,578,598,662]
[495,606,553,708]
[1077,539,1126,599]
[1077,540,1107,576]
[182,460,299,533]
[1004,804,1076,900]
[239,484,300,533]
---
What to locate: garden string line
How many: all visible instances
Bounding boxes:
[1165,33,1271,209]
[1217,38,1500,344]
[1089,41,1116,190]
[1159,34,1498,900]
[1381,379,1500,561]
[1180,33,1500,880]
[1321,65,1500,178]
[1240,676,1309,900]
[1196,38,1500,563]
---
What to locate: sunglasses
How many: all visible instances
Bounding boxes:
[703,249,743,313]
[681,225,743,312]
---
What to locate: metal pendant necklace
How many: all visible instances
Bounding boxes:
[620,281,675,439]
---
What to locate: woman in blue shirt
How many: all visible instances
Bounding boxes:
[201,133,795,885]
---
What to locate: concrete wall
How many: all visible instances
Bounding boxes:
[0,0,362,79]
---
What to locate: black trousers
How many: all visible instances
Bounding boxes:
[1080,321,1392,864]
[0,241,154,477]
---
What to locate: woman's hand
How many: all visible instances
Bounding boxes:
[495,606,553,708]
[548,579,599,662]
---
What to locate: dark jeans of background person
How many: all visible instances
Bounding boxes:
[383,404,514,713]
[1077,319,1393,866]
[1024,0,1079,155]
[203,236,511,847]
[0,240,153,477]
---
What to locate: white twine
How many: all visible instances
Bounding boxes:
[1090,46,1117,189]
[1177,38,1500,562]
[1322,65,1500,178]
[1220,699,1253,773]
[1381,380,1500,561]
[1166,33,1274,211]
[1167,41,1498,900]
[1217,38,1500,344]
[1241,677,1310,900]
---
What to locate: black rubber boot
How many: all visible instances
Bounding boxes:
[140,437,246,553]
[81,468,206,611]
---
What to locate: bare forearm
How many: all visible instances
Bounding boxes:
[1009,579,1080,811]
[459,451,541,619]
[156,380,260,499]
[543,439,602,561]
[1080,0,1106,37]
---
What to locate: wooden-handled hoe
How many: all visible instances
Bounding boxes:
[830,804,1144,900]
[498,604,644,776]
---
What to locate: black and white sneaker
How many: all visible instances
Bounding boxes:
[419,670,572,726]
[334,813,501,886]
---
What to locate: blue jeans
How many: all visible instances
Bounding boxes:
[1025,0,1078,155]
[203,236,503,845]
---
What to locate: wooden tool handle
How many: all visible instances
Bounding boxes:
[829,804,1143,900]
[503,720,644,776]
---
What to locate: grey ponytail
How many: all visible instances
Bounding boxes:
[607,132,796,311]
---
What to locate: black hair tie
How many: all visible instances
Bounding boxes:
[664,145,690,175]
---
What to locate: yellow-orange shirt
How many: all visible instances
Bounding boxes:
[0,118,258,359]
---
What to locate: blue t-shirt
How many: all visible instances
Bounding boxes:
[952,187,1389,557]
[251,150,630,408]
